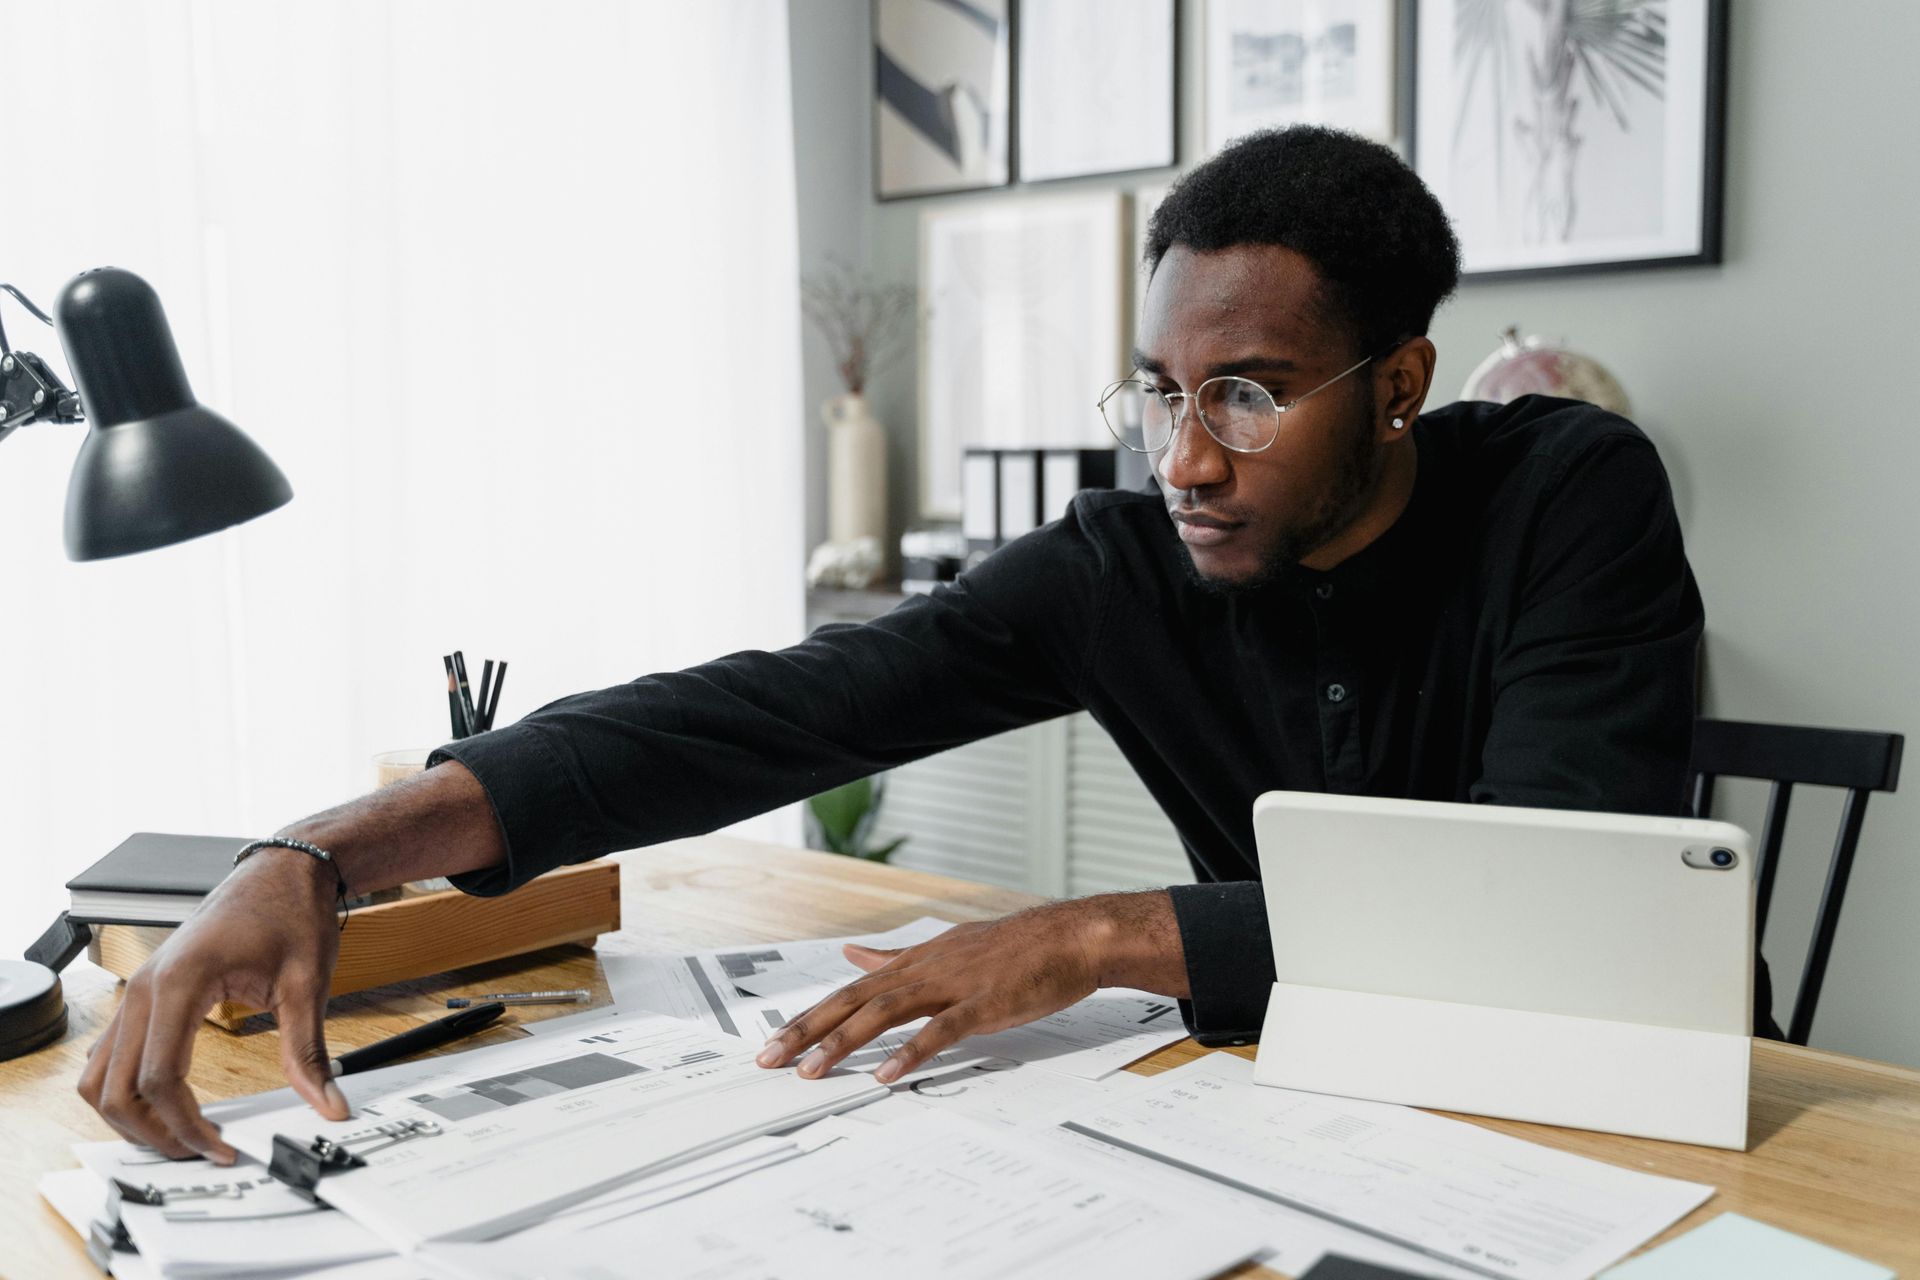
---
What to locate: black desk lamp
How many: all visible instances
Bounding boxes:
[2,266,292,559]
[1,266,292,1060]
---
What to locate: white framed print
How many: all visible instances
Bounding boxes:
[1016,0,1177,183]
[1205,0,1401,152]
[1413,0,1729,279]
[919,193,1127,517]
[1129,183,1172,349]
[874,0,1012,200]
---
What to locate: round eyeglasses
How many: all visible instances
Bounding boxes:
[1097,353,1375,454]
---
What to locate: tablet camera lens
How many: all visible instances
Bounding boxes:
[1711,848,1735,868]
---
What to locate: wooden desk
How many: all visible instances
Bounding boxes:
[4,836,1917,1278]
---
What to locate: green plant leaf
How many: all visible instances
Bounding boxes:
[807,777,873,846]
[864,836,908,864]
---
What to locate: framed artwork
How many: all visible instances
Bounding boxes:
[873,0,1012,200]
[1129,183,1171,346]
[919,192,1127,517]
[1016,0,1178,183]
[1413,0,1729,279]
[1204,0,1402,152]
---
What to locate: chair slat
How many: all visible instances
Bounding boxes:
[1753,781,1794,943]
[1789,788,1874,1046]
[1687,718,1902,1046]
[1692,719,1902,792]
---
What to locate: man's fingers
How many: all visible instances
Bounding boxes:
[793,983,934,1079]
[96,980,197,1160]
[757,971,910,1067]
[873,1007,976,1084]
[77,1012,146,1147]
[139,978,236,1164]
[841,943,903,973]
[276,981,349,1122]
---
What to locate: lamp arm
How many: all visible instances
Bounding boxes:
[0,284,85,446]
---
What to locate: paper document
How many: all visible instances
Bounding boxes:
[605,918,1186,1080]
[598,917,953,1034]
[419,1111,1270,1280]
[721,915,956,998]
[965,988,1187,1079]
[1066,1053,1714,1280]
[219,1011,885,1249]
[37,1168,162,1280]
[1597,1212,1896,1280]
[70,1140,389,1277]
[855,1061,1473,1278]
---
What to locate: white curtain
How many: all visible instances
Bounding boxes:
[0,0,805,954]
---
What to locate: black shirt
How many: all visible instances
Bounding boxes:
[434,395,1722,1041]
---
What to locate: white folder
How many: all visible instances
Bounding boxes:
[1251,793,1755,1150]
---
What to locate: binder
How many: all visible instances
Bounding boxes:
[1041,449,1117,523]
[997,450,1041,541]
[961,449,999,553]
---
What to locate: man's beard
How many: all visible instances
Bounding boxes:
[1175,400,1383,597]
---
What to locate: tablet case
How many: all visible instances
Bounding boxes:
[1252,793,1754,1150]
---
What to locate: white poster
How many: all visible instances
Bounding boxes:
[1018,0,1176,182]
[920,193,1126,516]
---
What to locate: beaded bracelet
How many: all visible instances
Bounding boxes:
[233,837,351,931]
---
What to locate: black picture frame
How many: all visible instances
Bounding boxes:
[871,0,1015,203]
[1409,0,1729,282]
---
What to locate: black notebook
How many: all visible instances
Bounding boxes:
[66,833,251,925]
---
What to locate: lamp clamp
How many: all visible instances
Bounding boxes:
[0,284,85,445]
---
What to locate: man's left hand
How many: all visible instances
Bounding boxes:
[754,891,1187,1084]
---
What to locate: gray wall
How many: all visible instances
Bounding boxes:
[791,1,1920,1066]
[789,0,875,554]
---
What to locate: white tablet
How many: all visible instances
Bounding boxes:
[1251,791,1756,1147]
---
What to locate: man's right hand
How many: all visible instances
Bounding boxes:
[76,848,350,1164]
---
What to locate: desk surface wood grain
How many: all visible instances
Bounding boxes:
[4,835,1917,1279]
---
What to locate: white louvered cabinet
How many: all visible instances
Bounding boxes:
[870,712,1189,897]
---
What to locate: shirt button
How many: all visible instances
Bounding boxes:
[1314,583,1334,600]
[1325,683,1348,703]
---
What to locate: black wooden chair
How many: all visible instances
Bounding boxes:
[1688,718,1904,1045]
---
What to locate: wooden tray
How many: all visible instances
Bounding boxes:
[90,859,621,1030]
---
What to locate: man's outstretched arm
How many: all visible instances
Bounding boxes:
[77,498,1121,1160]
[76,762,504,1164]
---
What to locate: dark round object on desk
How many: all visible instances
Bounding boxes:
[0,958,68,1062]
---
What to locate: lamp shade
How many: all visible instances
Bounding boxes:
[54,268,291,561]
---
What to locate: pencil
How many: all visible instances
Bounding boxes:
[452,651,479,736]
[477,659,495,732]
[443,655,468,739]
[484,660,507,730]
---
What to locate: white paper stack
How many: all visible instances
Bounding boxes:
[419,1110,1270,1280]
[598,915,1190,1082]
[1065,1053,1717,1280]
[37,924,1722,1280]
[216,1011,885,1249]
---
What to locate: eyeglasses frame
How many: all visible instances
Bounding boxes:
[1098,351,1380,455]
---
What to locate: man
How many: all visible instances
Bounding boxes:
[80,126,1723,1167]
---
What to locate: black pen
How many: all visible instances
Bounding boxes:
[328,1003,505,1077]
[452,651,479,735]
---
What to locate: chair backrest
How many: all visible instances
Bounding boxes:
[1689,717,1903,1045]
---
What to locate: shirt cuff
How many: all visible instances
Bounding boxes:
[429,723,582,898]
[1167,880,1275,1047]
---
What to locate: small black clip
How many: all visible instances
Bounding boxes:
[269,1134,367,1205]
[108,1177,166,1207]
[84,1180,135,1273]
